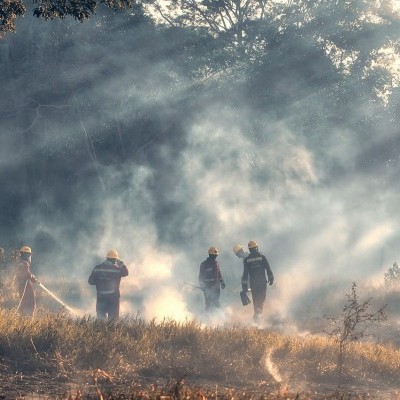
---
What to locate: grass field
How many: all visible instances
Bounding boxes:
[1,306,400,399]
[2,265,400,399]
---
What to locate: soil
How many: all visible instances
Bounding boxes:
[0,361,399,400]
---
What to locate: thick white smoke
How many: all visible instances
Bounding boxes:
[2,8,400,331]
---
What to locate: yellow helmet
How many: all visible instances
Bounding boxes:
[233,244,243,254]
[248,240,258,249]
[106,249,119,259]
[20,245,32,254]
[208,246,219,256]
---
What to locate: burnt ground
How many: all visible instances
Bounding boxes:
[1,361,399,400]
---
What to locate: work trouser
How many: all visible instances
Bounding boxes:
[250,280,267,320]
[17,280,36,316]
[96,293,120,320]
[203,283,220,311]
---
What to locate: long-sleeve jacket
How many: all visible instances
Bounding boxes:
[242,250,273,287]
[88,260,128,296]
[199,257,224,287]
[15,259,36,296]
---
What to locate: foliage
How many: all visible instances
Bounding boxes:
[145,0,276,47]
[0,0,137,36]
[0,0,400,250]
[32,0,133,21]
[0,0,25,35]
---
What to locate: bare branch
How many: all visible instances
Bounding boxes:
[323,282,387,386]
[186,0,224,33]
[221,1,236,25]
[147,0,176,27]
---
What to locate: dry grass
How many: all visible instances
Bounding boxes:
[1,308,400,394]
[2,263,400,398]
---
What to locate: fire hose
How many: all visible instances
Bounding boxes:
[36,281,79,316]
[183,282,205,292]
[16,280,29,313]
[184,282,251,305]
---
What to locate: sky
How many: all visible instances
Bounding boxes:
[1,3,400,329]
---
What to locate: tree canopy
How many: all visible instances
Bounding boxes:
[0,0,136,35]
[1,0,400,259]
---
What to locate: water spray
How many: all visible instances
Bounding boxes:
[36,281,80,316]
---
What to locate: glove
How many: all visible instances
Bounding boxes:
[242,284,248,292]
[221,282,225,289]
[268,277,274,286]
[31,275,39,284]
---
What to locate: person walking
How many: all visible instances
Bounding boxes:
[241,240,274,323]
[88,249,128,320]
[198,247,225,312]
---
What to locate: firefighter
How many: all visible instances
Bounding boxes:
[88,249,128,320]
[233,244,251,306]
[233,244,248,259]
[241,240,274,323]
[15,246,38,316]
[198,247,225,311]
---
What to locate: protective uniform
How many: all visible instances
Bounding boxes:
[88,250,128,320]
[199,247,225,311]
[15,246,37,316]
[242,241,274,322]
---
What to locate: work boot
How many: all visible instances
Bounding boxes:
[253,313,261,323]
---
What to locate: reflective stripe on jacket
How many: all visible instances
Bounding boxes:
[88,260,128,296]
[242,251,273,287]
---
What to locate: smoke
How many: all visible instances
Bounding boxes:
[142,287,193,321]
[264,349,283,384]
[1,5,400,330]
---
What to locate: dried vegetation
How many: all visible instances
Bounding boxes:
[1,304,400,399]
[2,262,400,398]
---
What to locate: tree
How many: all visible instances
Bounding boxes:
[315,0,400,102]
[0,0,136,36]
[0,0,25,35]
[154,0,400,106]
[145,0,273,44]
